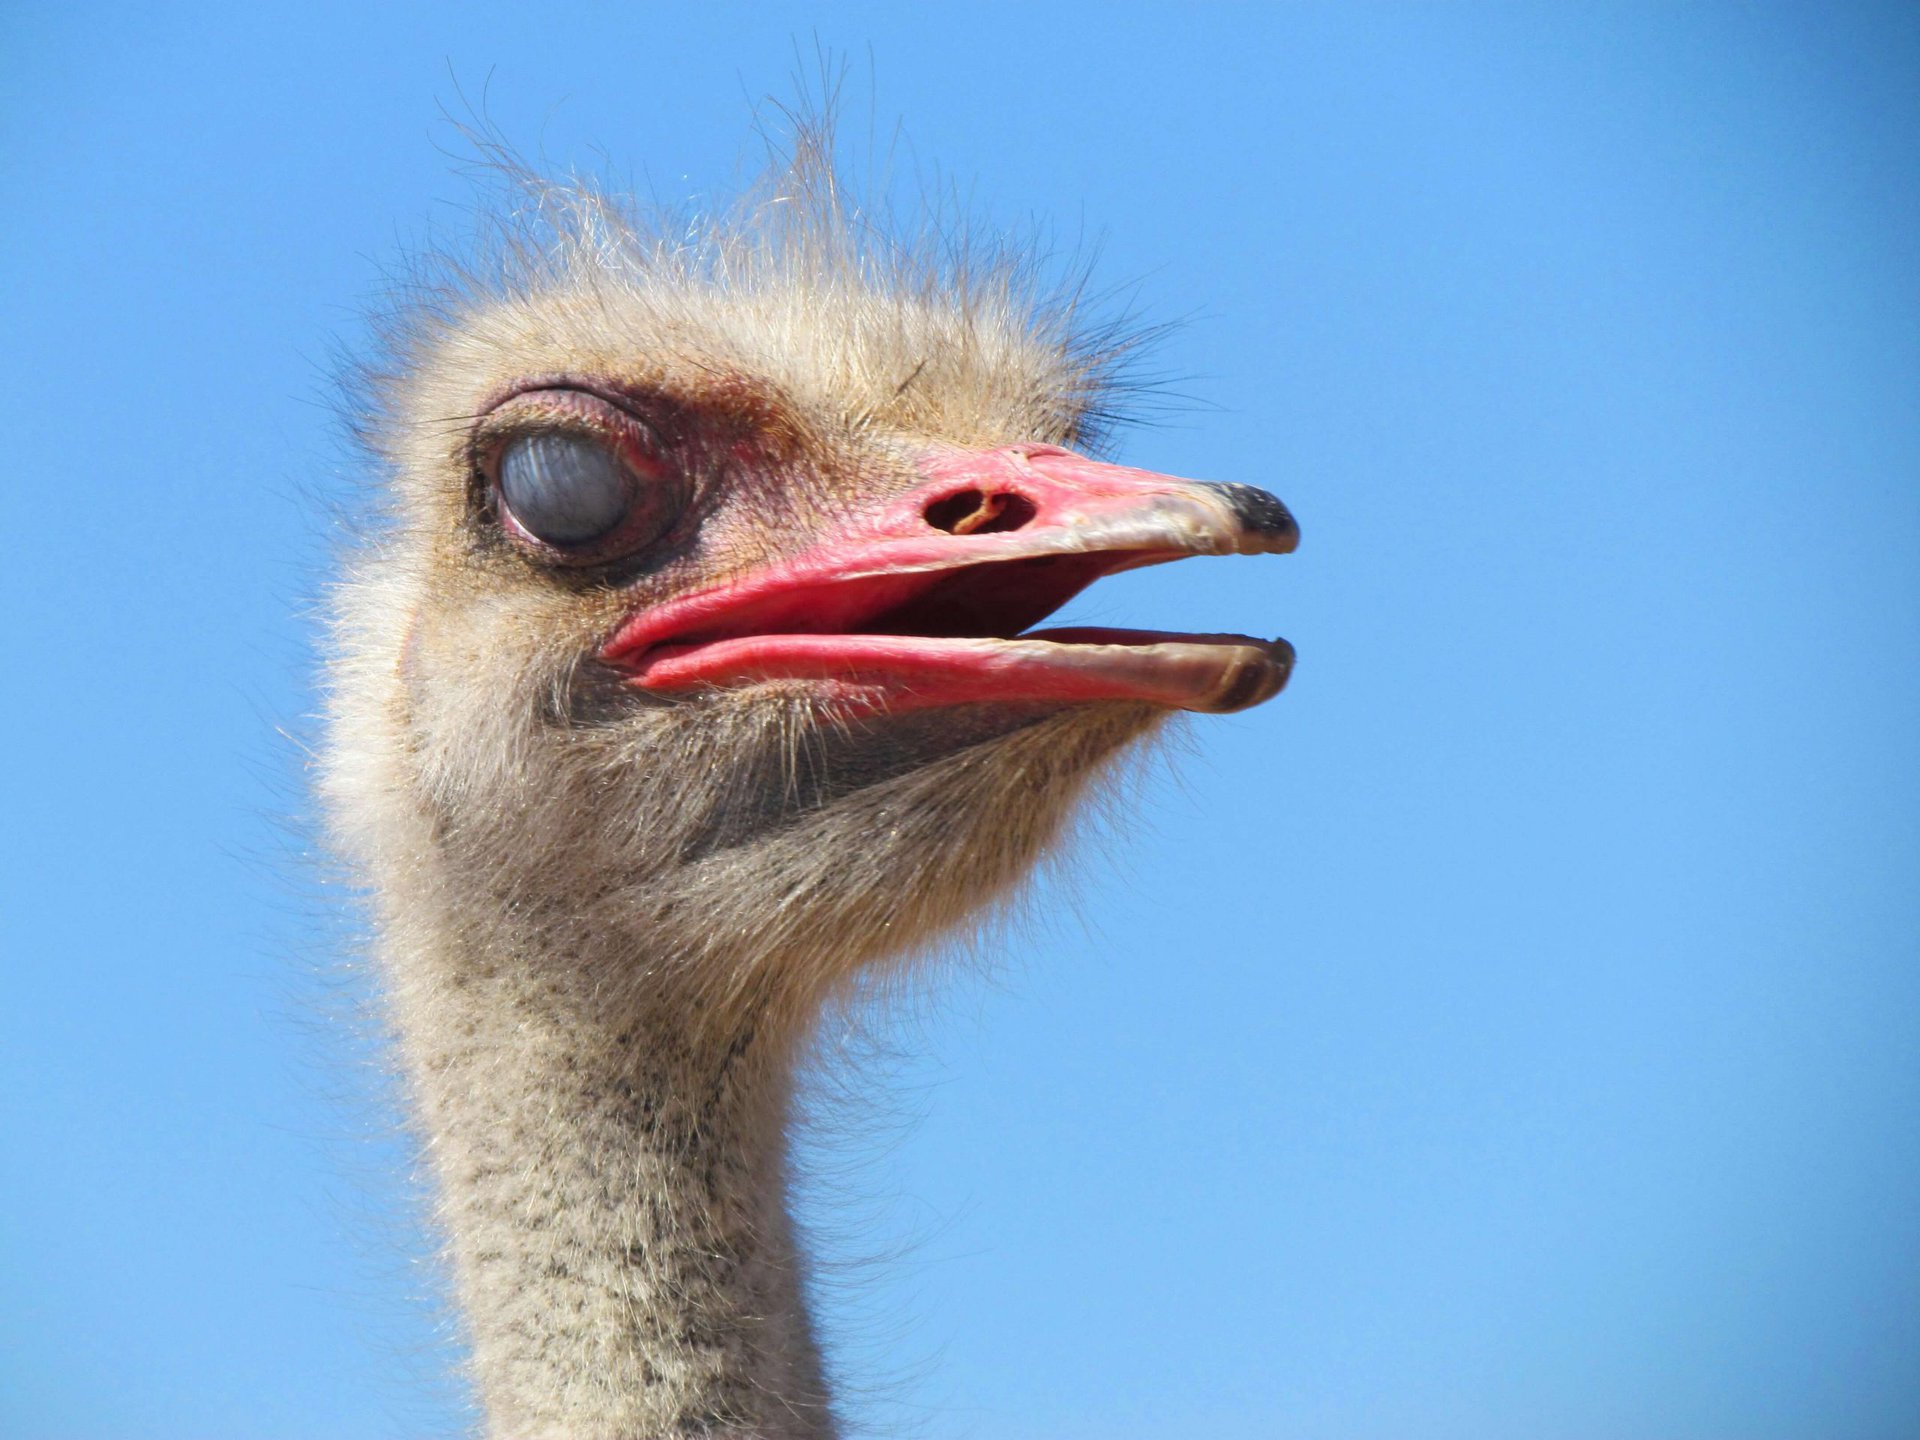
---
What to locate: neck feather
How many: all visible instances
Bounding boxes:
[385,912,836,1440]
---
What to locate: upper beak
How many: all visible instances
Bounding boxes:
[905,442,1298,558]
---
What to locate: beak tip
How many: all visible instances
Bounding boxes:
[1211,482,1300,553]
[1196,637,1296,714]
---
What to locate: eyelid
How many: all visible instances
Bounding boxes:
[473,388,667,475]
[497,433,632,548]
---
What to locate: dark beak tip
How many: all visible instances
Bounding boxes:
[1201,638,1295,714]
[1212,482,1300,552]
[1266,636,1297,692]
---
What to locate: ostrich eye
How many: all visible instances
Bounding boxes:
[497,433,637,548]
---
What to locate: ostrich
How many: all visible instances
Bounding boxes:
[322,125,1297,1439]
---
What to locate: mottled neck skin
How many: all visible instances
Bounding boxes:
[390,918,835,1440]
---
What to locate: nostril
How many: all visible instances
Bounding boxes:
[923,489,1038,536]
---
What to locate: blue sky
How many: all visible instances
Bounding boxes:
[3,4,1916,1438]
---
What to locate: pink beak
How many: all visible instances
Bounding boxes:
[601,443,1297,716]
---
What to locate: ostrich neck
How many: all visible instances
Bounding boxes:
[388,917,835,1440]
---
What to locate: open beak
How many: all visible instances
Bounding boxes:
[600,443,1298,716]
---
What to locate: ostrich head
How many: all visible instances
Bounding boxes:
[330,145,1295,1039]
[323,128,1295,1437]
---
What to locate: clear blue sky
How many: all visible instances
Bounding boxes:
[3,5,1916,1438]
